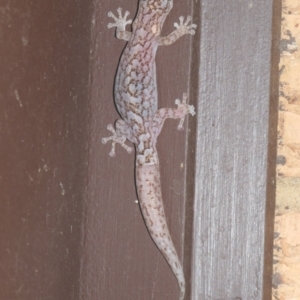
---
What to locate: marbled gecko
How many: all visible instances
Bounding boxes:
[102,1,196,299]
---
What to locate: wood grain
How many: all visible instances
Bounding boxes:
[192,1,281,299]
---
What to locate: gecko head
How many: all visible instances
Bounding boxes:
[136,0,173,35]
[139,0,173,13]
[153,0,173,10]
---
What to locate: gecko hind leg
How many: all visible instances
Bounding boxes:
[102,122,134,157]
[151,93,195,139]
[175,92,196,130]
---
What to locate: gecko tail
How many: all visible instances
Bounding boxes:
[136,164,185,300]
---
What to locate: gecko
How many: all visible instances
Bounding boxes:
[102,1,196,299]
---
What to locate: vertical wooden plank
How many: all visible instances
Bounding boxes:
[80,0,196,299]
[192,1,281,299]
[0,0,93,299]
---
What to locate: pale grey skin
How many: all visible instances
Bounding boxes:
[102,1,196,299]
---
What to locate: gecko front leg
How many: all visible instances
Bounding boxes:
[157,16,197,46]
[107,7,132,41]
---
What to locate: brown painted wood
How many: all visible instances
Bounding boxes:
[80,1,196,300]
[191,1,281,299]
[0,1,92,299]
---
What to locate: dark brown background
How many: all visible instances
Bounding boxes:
[0,0,92,299]
[0,0,280,300]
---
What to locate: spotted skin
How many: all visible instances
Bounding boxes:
[102,1,196,299]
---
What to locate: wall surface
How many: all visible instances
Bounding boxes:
[0,1,92,299]
[273,0,300,299]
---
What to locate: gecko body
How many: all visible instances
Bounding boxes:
[102,1,196,299]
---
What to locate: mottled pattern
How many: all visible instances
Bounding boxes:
[102,1,196,299]
[136,164,185,299]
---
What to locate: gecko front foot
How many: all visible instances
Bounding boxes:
[102,124,133,157]
[175,93,196,130]
[107,8,132,31]
[174,16,197,36]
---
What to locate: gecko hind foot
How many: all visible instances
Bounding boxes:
[102,124,133,157]
[175,93,196,130]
